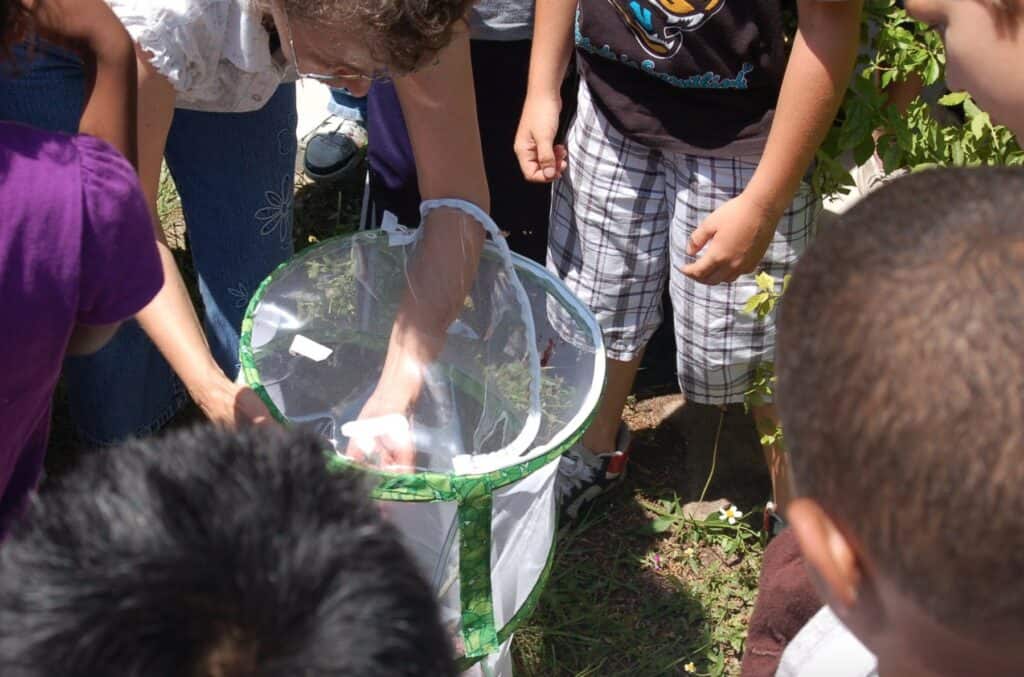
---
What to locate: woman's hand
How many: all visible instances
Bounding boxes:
[189,370,277,428]
[344,388,418,472]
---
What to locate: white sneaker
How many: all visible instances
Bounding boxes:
[852,154,908,198]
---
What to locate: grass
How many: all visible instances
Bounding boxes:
[512,399,770,677]
[514,504,764,676]
[50,160,768,677]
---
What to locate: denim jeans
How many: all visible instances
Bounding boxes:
[0,45,297,444]
[328,88,367,123]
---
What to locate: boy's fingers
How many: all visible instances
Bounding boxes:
[514,136,555,183]
[686,223,714,256]
[513,138,534,180]
[554,145,569,176]
[535,132,557,180]
[682,252,719,282]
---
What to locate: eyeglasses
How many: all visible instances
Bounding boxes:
[274,1,393,83]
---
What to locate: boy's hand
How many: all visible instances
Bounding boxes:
[682,193,781,286]
[514,94,568,183]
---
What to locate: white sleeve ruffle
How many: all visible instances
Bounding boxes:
[107,0,230,95]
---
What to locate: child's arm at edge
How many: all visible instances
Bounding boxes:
[683,0,862,286]
[514,0,577,183]
[33,0,139,169]
[129,49,274,427]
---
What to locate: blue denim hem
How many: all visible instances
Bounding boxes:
[72,386,190,448]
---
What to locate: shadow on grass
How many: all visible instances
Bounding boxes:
[514,497,714,676]
[513,397,771,676]
[660,402,772,512]
[293,170,365,244]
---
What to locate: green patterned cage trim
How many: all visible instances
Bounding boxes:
[241,230,606,660]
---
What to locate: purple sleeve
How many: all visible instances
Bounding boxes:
[74,135,163,326]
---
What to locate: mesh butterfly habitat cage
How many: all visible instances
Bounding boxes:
[239,201,605,674]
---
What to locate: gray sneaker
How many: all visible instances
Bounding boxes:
[302,116,368,183]
[556,424,632,532]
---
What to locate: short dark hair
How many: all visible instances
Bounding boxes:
[777,167,1024,637]
[0,425,455,677]
[279,0,472,75]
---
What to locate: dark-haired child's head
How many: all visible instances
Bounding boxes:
[777,167,1024,676]
[0,425,455,677]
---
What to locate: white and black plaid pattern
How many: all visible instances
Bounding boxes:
[549,82,819,405]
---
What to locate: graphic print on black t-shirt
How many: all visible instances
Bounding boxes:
[575,0,790,156]
[614,0,724,60]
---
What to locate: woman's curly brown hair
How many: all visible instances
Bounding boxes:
[279,0,473,74]
[0,0,35,55]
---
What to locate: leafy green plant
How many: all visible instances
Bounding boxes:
[812,0,1024,197]
[750,2,1023,421]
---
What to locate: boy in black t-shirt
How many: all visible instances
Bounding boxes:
[515,0,860,522]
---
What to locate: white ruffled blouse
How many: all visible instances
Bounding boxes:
[107,0,294,113]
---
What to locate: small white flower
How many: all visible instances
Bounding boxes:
[684,662,697,674]
[719,505,743,525]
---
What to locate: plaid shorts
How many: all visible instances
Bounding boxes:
[549,82,820,405]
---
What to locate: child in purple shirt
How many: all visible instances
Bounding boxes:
[0,121,162,536]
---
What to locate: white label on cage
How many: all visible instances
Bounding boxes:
[381,210,416,247]
[342,411,409,444]
[288,335,333,362]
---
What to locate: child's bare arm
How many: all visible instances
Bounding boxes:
[33,0,138,168]
[126,51,274,428]
[514,0,577,183]
[683,0,862,286]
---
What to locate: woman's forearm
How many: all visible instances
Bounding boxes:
[373,27,489,410]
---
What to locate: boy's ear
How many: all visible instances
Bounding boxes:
[788,498,861,615]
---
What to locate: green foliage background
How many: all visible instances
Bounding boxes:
[749,2,1022,427]
[815,0,1024,196]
